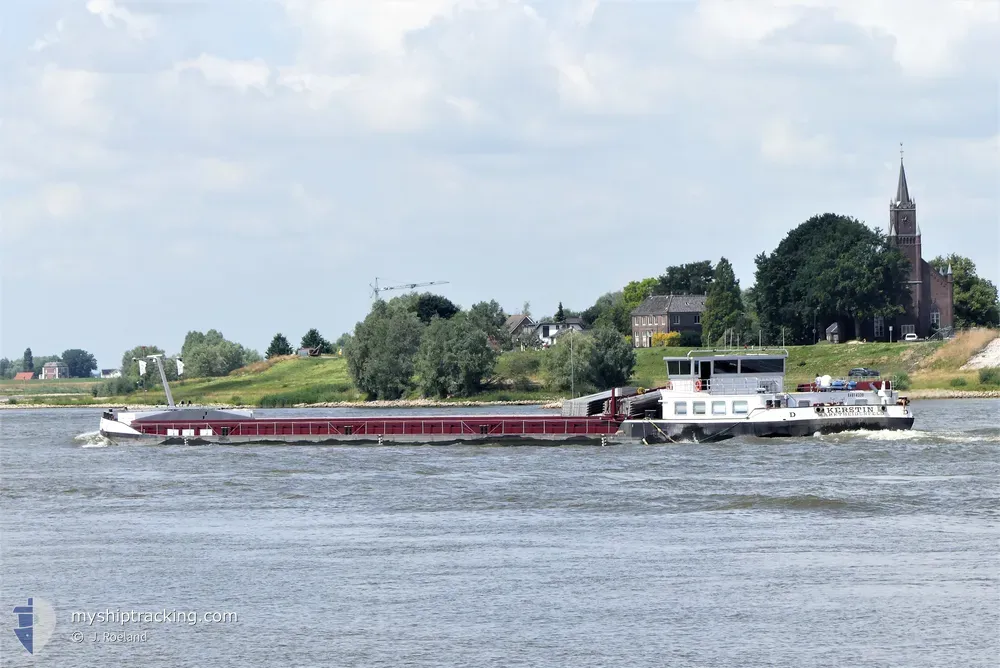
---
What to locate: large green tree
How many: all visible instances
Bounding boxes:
[413,294,460,324]
[587,327,636,390]
[929,254,1000,328]
[467,300,509,349]
[415,313,498,398]
[754,214,910,344]
[582,291,632,336]
[300,328,333,354]
[22,348,33,372]
[345,300,424,400]
[120,345,178,385]
[542,330,594,395]
[654,261,714,295]
[701,258,746,346]
[61,349,97,378]
[0,358,12,379]
[181,330,261,377]
[265,333,294,359]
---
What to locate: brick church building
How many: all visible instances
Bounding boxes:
[878,155,954,340]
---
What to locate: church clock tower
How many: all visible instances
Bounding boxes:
[888,150,924,334]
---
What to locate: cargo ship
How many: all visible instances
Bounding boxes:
[98,349,913,445]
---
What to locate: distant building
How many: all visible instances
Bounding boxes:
[882,154,955,340]
[100,369,122,379]
[533,318,585,347]
[504,314,536,338]
[14,371,33,381]
[630,295,707,348]
[826,322,841,344]
[41,361,69,379]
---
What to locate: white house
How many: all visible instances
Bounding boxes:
[533,318,585,347]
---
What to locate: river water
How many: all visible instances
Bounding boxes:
[1,400,997,667]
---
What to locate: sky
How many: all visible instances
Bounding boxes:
[2,0,998,369]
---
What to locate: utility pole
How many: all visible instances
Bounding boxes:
[570,333,575,399]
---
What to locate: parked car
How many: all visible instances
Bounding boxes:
[904,332,919,342]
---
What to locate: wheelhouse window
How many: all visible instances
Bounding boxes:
[714,359,739,374]
[733,401,749,415]
[738,358,785,374]
[666,360,692,376]
[692,401,706,415]
[711,401,726,415]
[674,402,688,416]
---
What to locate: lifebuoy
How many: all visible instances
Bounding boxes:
[694,380,703,392]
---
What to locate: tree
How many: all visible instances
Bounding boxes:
[61,349,97,378]
[555,302,566,323]
[754,214,910,344]
[542,330,594,394]
[582,292,632,336]
[178,330,261,376]
[415,314,498,397]
[701,258,746,346]
[345,300,424,399]
[467,300,510,349]
[23,348,33,372]
[930,254,1000,328]
[622,278,658,311]
[522,301,531,318]
[413,293,460,324]
[300,328,333,354]
[120,345,178,385]
[0,358,11,379]
[265,333,294,359]
[587,327,636,390]
[654,261,714,295]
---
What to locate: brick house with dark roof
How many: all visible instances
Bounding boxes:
[630,294,707,348]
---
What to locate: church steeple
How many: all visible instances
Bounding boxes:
[895,156,911,206]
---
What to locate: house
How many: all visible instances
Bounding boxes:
[41,361,69,379]
[826,322,841,344]
[504,314,536,338]
[630,294,707,348]
[100,369,122,379]
[533,318,585,347]
[14,371,33,381]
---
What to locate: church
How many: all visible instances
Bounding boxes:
[878,153,954,340]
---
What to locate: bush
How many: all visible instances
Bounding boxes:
[257,383,354,407]
[94,376,138,397]
[949,377,968,387]
[497,351,542,391]
[978,367,1000,386]
[679,330,702,347]
[894,372,911,390]
[651,332,681,347]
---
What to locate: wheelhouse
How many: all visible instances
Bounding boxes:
[664,349,788,395]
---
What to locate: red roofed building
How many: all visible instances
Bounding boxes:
[14,372,33,381]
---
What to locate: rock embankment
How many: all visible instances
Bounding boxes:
[961,337,1000,370]
[906,389,1000,399]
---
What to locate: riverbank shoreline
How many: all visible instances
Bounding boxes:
[2,391,998,410]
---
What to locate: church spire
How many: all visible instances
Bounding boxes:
[896,144,911,205]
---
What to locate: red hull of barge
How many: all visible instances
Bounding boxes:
[129,415,623,443]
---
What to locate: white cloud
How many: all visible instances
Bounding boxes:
[174,54,272,94]
[31,19,66,52]
[86,0,157,40]
[36,66,110,133]
[760,119,836,166]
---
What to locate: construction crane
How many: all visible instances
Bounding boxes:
[370,277,450,299]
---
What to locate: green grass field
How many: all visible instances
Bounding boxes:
[4,330,997,407]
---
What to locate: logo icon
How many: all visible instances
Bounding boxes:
[12,598,57,655]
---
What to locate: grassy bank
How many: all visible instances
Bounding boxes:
[3,330,997,408]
